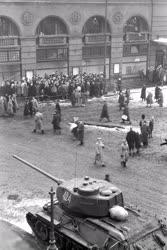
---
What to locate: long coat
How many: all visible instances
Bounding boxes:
[100,103,109,119]
[141,86,146,100]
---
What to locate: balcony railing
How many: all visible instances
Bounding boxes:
[83,33,111,44]
[0,36,19,47]
[124,32,149,43]
[38,35,68,46]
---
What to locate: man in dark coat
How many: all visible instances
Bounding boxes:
[118,92,125,111]
[154,85,160,102]
[77,121,84,145]
[99,100,110,122]
[141,121,148,147]
[55,99,61,121]
[141,85,146,101]
[134,131,141,155]
[52,111,61,134]
[126,127,136,156]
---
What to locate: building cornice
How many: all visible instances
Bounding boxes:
[0,0,153,5]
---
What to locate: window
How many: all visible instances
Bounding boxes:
[123,44,148,57]
[37,47,68,62]
[83,46,110,59]
[0,50,20,62]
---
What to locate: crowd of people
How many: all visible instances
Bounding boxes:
[141,84,164,107]
[0,72,106,105]
[120,114,154,167]
[0,94,18,116]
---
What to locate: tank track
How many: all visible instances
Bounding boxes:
[26,212,97,250]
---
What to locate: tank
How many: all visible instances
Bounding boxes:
[13,155,167,250]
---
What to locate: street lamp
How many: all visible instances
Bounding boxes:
[47,187,58,250]
[103,0,108,93]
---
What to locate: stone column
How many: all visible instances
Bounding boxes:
[20,37,36,77]
[68,34,82,74]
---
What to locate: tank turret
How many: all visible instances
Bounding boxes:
[13,155,124,217]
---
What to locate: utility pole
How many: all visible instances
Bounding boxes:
[47,187,58,250]
[103,0,108,93]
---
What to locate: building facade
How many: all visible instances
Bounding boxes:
[0,0,166,82]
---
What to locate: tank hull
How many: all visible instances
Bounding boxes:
[26,201,167,250]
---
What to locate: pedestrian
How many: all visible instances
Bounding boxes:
[32,97,39,113]
[139,114,146,133]
[121,104,131,124]
[104,174,111,182]
[99,100,110,122]
[154,85,160,102]
[120,140,129,167]
[55,99,61,120]
[141,84,146,101]
[77,121,84,145]
[146,92,153,107]
[134,131,141,155]
[7,96,14,116]
[33,110,44,134]
[52,111,61,134]
[94,138,105,167]
[148,116,154,138]
[125,88,130,105]
[126,127,136,156]
[118,92,125,111]
[141,121,148,147]
[158,89,163,107]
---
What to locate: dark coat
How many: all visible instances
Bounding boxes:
[52,113,61,130]
[100,103,109,119]
[77,122,84,143]
[126,130,136,149]
[141,86,146,100]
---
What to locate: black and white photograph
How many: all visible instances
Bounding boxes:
[0,0,167,249]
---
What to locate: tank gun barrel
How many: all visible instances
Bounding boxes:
[13,155,64,185]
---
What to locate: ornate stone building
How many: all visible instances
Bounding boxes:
[0,0,166,82]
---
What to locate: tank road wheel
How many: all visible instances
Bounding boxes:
[35,220,48,242]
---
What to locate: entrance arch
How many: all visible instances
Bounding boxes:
[0,16,21,81]
[123,16,149,77]
[82,16,111,77]
[36,16,69,75]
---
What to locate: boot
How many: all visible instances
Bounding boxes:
[41,130,44,134]
[33,129,36,133]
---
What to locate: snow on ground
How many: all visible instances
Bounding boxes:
[0,198,49,233]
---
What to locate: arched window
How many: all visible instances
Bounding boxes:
[36,16,68,63]
[83,16,111,34]
[0,16,19,36]
[36,16,68,35]
[123,16,149,57]
[124,16,148,33]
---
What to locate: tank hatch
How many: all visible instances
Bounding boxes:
[56,177,124,217]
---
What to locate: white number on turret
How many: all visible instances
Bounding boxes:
[63,191,71,203]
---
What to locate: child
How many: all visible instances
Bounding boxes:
[94,138,105,167]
